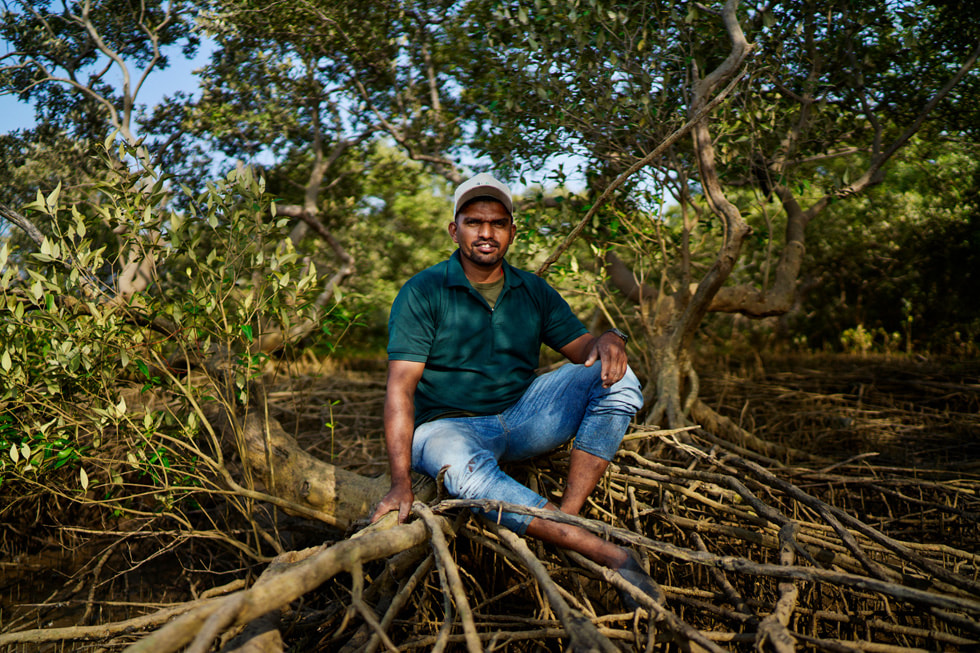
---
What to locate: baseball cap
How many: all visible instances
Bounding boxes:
[453,173,513,217]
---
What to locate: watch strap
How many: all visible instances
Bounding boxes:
[605,327,629,344]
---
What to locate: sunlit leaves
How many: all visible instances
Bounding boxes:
[0,136,330,520]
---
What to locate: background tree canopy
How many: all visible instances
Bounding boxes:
[1,0,979,650]
[2,0,978,361]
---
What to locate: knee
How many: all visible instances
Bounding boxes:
[608,365,644,413]
[441,451,503,500]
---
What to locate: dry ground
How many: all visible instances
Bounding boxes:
[1,353,978,651]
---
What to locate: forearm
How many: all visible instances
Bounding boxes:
[383,391,415,487]
[371,378,419,523]
[562,331,627,363]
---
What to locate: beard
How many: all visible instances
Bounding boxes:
[462,239,506,266]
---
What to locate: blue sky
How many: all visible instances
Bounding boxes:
[0,38,587,196]
[0,40,213,132]
[0,93,35,131]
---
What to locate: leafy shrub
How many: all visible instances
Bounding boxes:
[0,146,330,543]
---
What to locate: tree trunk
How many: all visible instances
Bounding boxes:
[637,0,753,428]
[646,335,686,427]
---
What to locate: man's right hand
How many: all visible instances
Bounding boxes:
[370,482,415,523]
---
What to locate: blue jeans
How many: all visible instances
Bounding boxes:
[412,363,643,534]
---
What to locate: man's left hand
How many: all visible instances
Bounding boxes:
[583,331,628,388]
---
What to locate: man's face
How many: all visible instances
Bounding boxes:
[449,200,516,269]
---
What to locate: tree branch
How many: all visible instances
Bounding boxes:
[835,38,980,201]
[0,201,45,247]
[535,59,750,277]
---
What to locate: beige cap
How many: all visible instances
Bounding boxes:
[453,173,513,217]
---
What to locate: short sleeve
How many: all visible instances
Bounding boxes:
[387,279,437,363]
[538,281,588,351]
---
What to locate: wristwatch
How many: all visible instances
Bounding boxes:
[604,327,629,344]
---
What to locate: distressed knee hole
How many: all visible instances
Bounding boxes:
[442,454,500,500]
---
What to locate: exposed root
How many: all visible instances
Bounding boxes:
[3,357,978,651]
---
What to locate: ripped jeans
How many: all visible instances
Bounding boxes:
[411,362,644,534]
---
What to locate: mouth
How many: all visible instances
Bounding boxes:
[474,241,498,253]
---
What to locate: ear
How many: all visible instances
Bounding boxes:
[448,220,459,243]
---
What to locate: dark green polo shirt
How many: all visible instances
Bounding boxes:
[388,250,588,426]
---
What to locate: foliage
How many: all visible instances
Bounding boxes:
[0,145,333,554]
[460,0,971,229]
[333,144,454,349]
[2,0,979,428]
[0,0,202,218]
[0,4,979,640]
[793,139,980,353]
[0,0,200,141]
[450,1,978,374]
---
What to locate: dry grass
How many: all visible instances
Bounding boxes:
[698,353,980,471]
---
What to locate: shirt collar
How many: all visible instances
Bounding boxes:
[447,249,524,289]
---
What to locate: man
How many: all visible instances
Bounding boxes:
[370,173,657,604]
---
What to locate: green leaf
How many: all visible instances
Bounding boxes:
[103,129,119,152]
[46,183,62,213]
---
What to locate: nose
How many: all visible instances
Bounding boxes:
[477,221,493,239]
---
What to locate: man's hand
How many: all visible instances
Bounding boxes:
[582,331,629,387]
[370,481,414,523]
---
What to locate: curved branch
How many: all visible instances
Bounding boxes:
[78,0,136,143]
[728,38,980,321]
[414,504,481,653]
[120,520,432,653]
[604,250,656,304]
[487,522,625,653]
[0,585,245,648]
[705,240,805,317]
[535,62,750,277]
[669,0,753,349]
[131,0,179,102]
[0,201,45,247]
[835,38,980,201]
[8,55,125,137]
